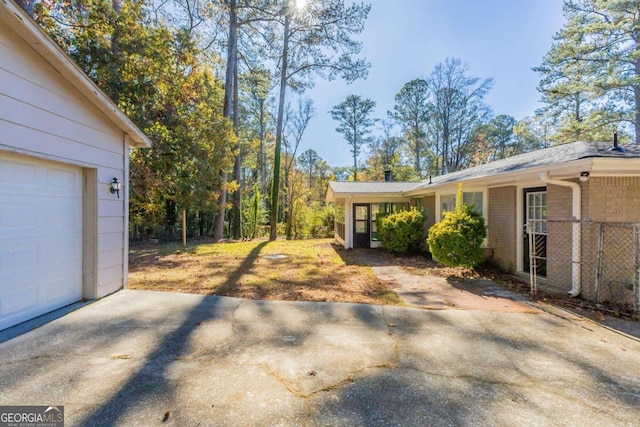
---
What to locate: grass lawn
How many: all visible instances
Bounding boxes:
[128,238,403,305]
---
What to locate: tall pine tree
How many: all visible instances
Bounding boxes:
[535,0,639,143]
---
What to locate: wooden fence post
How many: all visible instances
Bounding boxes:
[182,209,187,248]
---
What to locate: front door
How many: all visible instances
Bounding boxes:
[524,188,547,276]
[353,204,370,248]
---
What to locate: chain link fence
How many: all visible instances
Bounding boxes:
[528,219,639,311]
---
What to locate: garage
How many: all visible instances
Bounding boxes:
[1,0,151,333]
[0,152,83,330]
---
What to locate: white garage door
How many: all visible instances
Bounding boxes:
[0,152,82,330]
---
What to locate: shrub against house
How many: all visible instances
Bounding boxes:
[326,141,640,308]
[376,208,425,254]
[427,187,486,268]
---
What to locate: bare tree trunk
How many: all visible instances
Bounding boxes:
[353,149,358,181]
[252,186,259,239]
[269,14,290,241]
[231,55,242,239]
[414,134,422,179]
[106,0,123,103]
[214,0,238,240]
[352,123,358,181]
[284,173,292,239]
[259,100,267,199]
[213,173,228,244]
[286,195,294,240]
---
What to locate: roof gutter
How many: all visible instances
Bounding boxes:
[540,171,581,297]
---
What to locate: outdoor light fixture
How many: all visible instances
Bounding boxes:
[579,172,590,182]
[110,177,122,198]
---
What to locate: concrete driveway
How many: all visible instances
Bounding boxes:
[1,290,639,426]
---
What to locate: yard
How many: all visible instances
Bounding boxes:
[128,238,403,305]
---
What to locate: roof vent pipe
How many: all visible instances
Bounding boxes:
[384,170,392,182]
[610,132,626,152]
[540,172,581,297]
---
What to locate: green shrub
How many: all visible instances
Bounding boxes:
[376,208,425,254]
[299,202,335,238]
[427,204,486,268]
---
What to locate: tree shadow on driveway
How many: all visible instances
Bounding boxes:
[2,244,640,425]
[74,241,268,426]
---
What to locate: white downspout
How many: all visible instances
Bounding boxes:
[540,172,581,297]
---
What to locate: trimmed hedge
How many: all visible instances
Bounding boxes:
[427,204,486,268]
[376,208,425,254]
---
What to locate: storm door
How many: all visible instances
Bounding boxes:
[353,204,371,248]
[524,188,547,277]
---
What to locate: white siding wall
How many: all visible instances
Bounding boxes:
[345,201,353,249]
[0,24,127,298]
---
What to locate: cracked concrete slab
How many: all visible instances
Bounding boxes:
[371,264,539,313]
[1,289,639,426]
[353,248,538,313]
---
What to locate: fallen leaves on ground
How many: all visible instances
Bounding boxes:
[128,238,402,306]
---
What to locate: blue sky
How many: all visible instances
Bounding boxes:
[297,0,565,168]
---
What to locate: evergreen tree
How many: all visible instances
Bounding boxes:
[389,79,429,178]
[330,95,376,181]
[535,0,639,143]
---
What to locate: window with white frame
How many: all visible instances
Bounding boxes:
[440,191,483,215]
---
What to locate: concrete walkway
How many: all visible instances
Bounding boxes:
[1,290,639,426]
[357,249,640,339]
[373,264,538,313]
[356,249,537,313]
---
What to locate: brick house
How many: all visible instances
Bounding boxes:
[326,141,640,306]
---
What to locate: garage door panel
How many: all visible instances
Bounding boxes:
[0,197,80,236]
[0,201,38,231]
[0,152,83,331]
[45,236,81,266]
[0,157,38,189]
[1,285,38,317]
[43,201,81,229]
[46,166,81,195]
[0,246,37,276]
[47,275,81,304]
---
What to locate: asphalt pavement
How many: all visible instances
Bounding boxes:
[0,289,639,426]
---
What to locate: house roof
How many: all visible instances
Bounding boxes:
[0,1,152,148]
[329,181,418,194]
[327,141,640,201]
[326,181,417,203]
[411,141,640,191]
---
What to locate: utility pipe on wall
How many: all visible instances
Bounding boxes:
[540,172,582,297]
